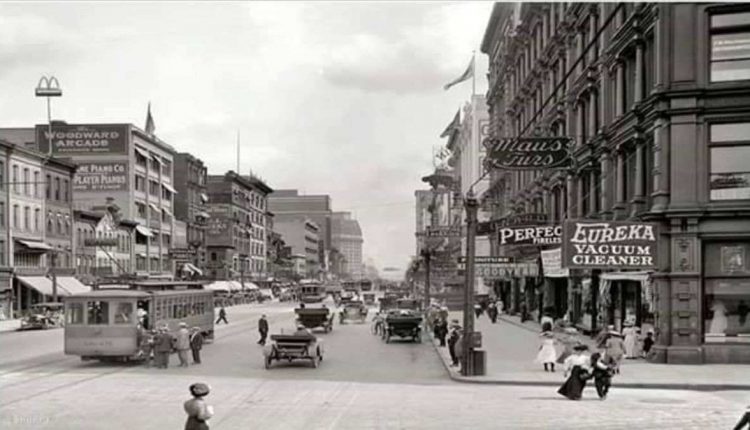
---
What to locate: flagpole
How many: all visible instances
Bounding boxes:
[471,50,476,97]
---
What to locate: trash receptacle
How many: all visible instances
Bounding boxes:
[471,349,486,376]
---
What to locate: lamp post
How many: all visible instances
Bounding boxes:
[461,188,479,376]
[36,76,62,302]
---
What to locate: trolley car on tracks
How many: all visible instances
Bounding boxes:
[63,280,214,362]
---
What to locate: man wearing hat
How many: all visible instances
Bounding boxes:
[175,322,191,368]
[153,327,173,369]
[184,383,214,430]
[447,320,462,366]
[258,315,269,346]
[189,327,204,365]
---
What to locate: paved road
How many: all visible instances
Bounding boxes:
[0,301,746,429]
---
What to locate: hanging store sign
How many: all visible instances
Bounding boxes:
[423,226,463,238]
[498,224,562,246]
[83,238,119,247]
[73,161,128,192]
[541,248,570,278]
[484,137,571,170]
[36,124,129,155]
[562,220,659,269]
[458,256,514,264]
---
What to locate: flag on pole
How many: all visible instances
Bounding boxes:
[145,102,155,135]
[443,56,475,91]
[440,109,460,138]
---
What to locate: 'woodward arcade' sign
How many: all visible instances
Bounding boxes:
[562,221,659,270]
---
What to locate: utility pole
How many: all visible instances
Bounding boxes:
[421,248,431,310]
[50,251,58,302]
[461,188,478,376]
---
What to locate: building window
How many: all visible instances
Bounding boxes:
[12,166,18,194]
[709,122,750,200]
[0,161,4,190]
[162,159,171,177]
[45,174,51,199]
[33,171,39,198]
[23,206,29,231]
[136,202,147,218]
[54,177,60,201]
[12,205,18,229]
[149,180,159,196]
[135,150,147,168]
[63,179,69,202]
[23,168,29,196]
[703,241,750,343]
[710,10,750,82]
[0,202,4,227]
[0,239,4,265]
[135,175,145,192]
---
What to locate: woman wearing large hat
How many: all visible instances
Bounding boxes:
[557,344,591,400]
[605,328,625,374]
[184,383,214,430]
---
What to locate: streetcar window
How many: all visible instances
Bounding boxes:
[66,302,84,325]
[87,301,109,325]
[114,302,134,324]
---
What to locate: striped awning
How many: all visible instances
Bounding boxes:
[135,226,154,237]
[17,276,69,297]
[56,277,91,295]
[162,183,177,194]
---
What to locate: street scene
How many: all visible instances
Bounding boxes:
[1,1,750,429]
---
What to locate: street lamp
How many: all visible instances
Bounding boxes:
[35,76,62,156]
[461,188,479,376]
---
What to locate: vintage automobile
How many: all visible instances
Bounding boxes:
[339,300,368,324]
[362,293,376,306]
[382,309,422,343]
[295,307,334,333]
[263,333,324,369]
[20,302,65,330]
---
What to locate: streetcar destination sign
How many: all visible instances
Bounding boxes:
[484,137,571,170]
[562,220,659,269]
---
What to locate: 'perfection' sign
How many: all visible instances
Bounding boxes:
[562,220,659,269]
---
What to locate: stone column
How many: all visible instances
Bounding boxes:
[615,61,625,117]
[589,169,599,217]
[588,90,597,139]
[651,117,670,212]
[577,102,585,146]
[613,149,626,219]
[630,139,647,216]
[634,40,645,105]
[599,66,609,131]
[576,175,586,218]
[600,150,613,218]
[566,173,576,220]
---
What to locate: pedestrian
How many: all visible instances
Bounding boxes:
[474,303,482,318]
[589,351,614,399]
[557,344,591,400]
[215,306,228,325]
[184,382,214,430]
[541,311,554,332]
[622,322,639,358]
[190,327,204,365]
[488,301,498,323]
[140,329,156,367]
[595,325,613,349]
[642,331,654,358]
[447,320,461,367]
[434,318,448,347]
[175,322,191,368]
[605,328,625,374]
[258,314,269,345]
[520,302,529,322]
[153,327,173,369]
[733,405,750,430]
[535,331,559,372]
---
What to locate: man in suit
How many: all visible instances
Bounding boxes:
[189,327,204,365]
[258,314,269,345]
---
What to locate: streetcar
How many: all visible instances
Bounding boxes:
[63,280,214,361]
[298,281,327,303]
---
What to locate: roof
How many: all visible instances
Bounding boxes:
[480,3,512,54]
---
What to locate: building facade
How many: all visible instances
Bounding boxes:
[173,153,209,273]
[205,171,271,281]
[481,2,750,363]
[73,201,137,279]
[272,215,321,278]
[330,212,364,280]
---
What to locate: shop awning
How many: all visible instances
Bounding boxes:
[181,263,203,276]
[16,240,53,251]
[599,271,654,313]
[196,211,210,219]
[162,207,173,216]
[600,271,651,282]
[56,277,91,295]
[162,183,177,194]
[200,193,209,203]
[205,281,234,292]
[148,203,160,213]
[152,155,163,165]
[135,226,154,237]
[17,276,69,297]
[244,282,260,290]
[134,146,149,158]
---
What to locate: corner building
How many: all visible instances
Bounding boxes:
[482,3,750,363]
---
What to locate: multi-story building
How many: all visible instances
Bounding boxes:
[205,171,271,281]
[330,212,364,280]
[481,3,750,363]
[73,199,137,279]
[0,138,76,316]
[173,153,209,272]
[268,189,332,272]
[1,122,177,276]
[272,215,321,278]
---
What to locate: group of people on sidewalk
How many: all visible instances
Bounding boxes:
[138,322,205,369]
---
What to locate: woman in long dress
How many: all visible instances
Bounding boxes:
[622,323,638,358]
[557,344,591,400]
[535,331,559,372]
[605,330,625,374]
[709,300,728,334]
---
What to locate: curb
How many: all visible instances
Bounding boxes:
[428,325,750,392]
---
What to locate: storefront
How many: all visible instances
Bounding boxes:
[599,271,655,334]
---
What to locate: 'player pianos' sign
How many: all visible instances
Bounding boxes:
[562,220,659,270]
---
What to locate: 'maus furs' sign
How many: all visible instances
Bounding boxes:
[562,221,659,269]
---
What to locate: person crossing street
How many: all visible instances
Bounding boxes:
[216,306,228,325]
[190,327,204,365]
[258,314,269,345]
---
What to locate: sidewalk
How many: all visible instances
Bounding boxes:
[431,311,750,391]
[0,319,21,333]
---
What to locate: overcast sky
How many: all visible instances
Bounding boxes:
[0,1,492,277]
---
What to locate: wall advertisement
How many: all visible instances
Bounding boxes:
[73,161,128,192]
[562,220,659,269]
[35,124,129,155]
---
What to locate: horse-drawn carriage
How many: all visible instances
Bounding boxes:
[295,307,334,333]
[339,300,368,324]
[382,309,422,343]
[263,333,324,369]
